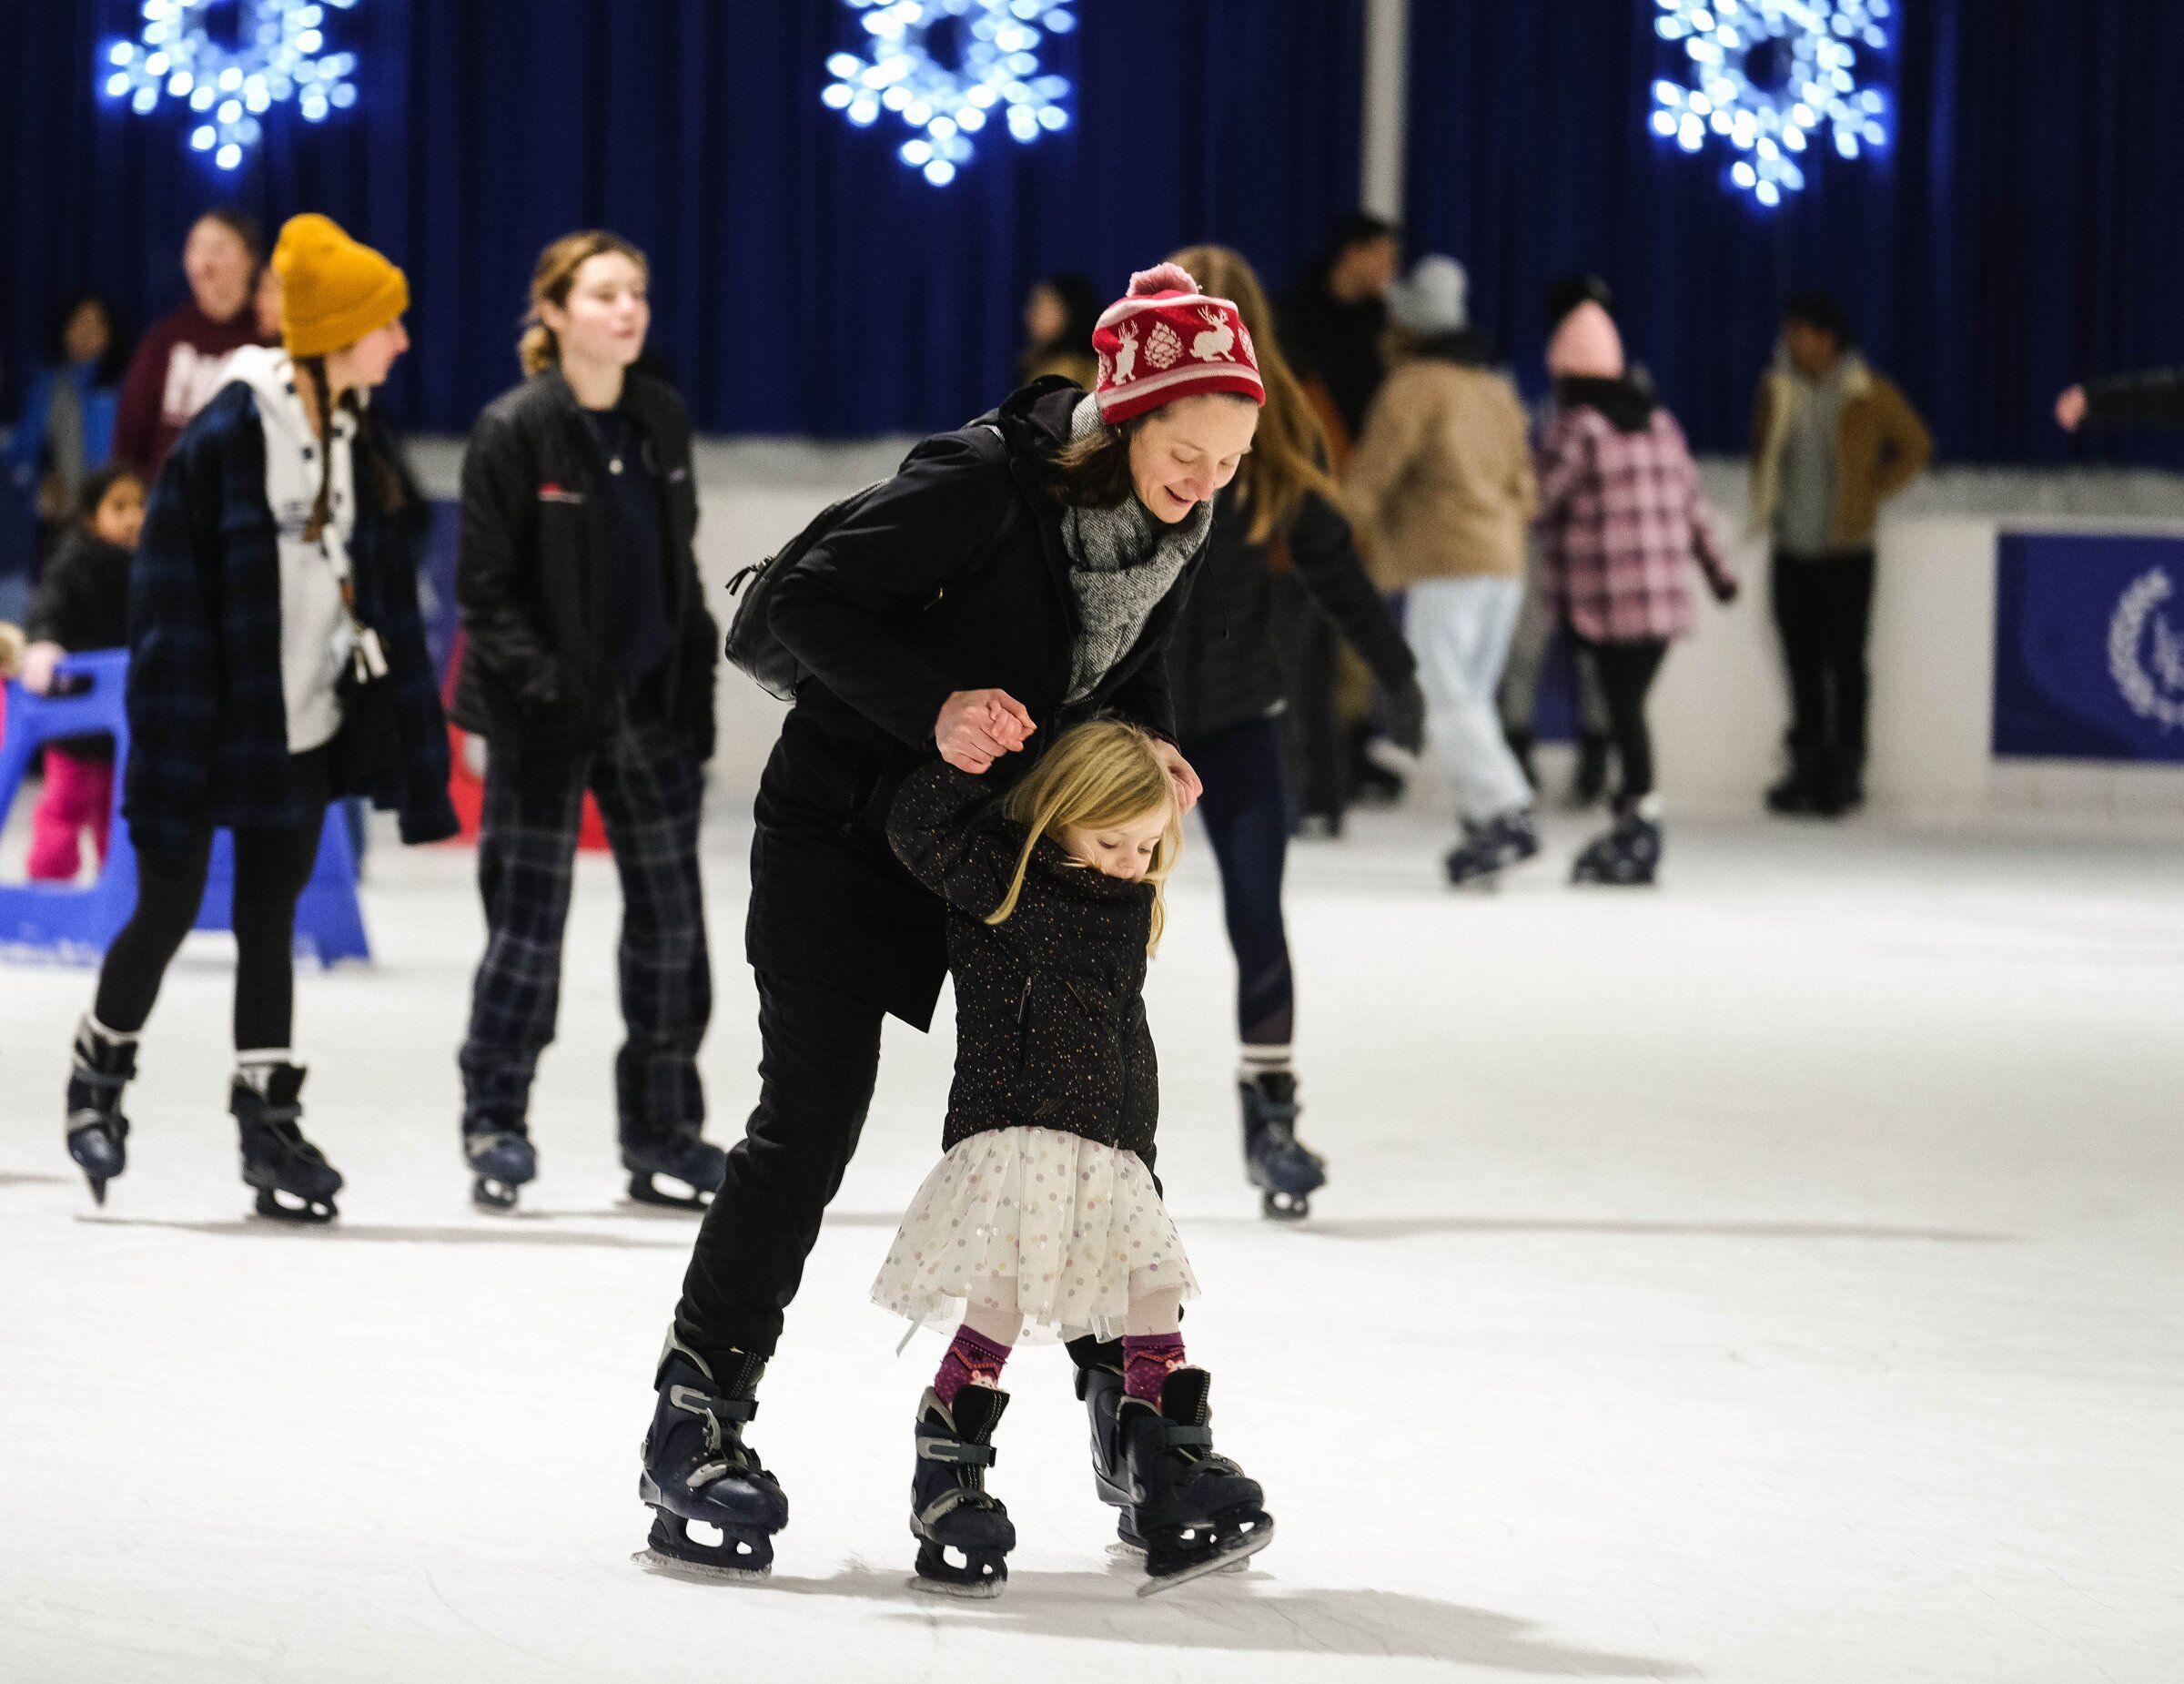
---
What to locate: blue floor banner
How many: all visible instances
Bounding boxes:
[1993,532,2184,763]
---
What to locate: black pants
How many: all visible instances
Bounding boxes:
[675,969,885,1361]
[459,692,710,1143]
[1572,637,1669,812]
[94,747,332,1051]
[1179,715,1294,1049]
[1771,548,1876,767]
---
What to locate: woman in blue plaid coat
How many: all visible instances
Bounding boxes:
[61,215,455,1223]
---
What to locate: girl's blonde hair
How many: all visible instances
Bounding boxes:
[1167,243,1341,544]
[987,720,1183,951]
[520,230,650,376]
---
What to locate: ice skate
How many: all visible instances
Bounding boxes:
[622,1129,727,1210]
[634,1335,787,1581]
[907,1385,1015,1598]
[463,1125,536,1212]
[1443,806,1540,890]
[1572,798,1663,888]
[1120,1366,1272,1595]
[232,1062,342,1222]
[65,1016,136,1207]
[1241,1070,1325,1220]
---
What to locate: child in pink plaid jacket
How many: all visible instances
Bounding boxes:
[1534,279,1737,884]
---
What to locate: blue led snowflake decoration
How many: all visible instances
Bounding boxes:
[1649,0,1893,207]
[99,0,361,172]
[824,0,1076,188]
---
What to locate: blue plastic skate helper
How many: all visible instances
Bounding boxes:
[0,651,369,964]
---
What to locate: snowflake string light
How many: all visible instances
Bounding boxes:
[1648,0,1893,207]
[100,0,361,173]
[823,0,1075,188]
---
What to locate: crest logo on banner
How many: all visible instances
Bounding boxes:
[2108,568,2184,732]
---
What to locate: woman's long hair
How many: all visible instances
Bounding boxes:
[520,230,650,377]
[297,355,411,545]
[1168,243,1340,544]
[988,719,1182,952]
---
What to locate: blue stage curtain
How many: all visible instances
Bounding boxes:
[1,1,1363,440]
[1401,0,2184,468]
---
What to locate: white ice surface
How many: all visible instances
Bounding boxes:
[2,800,2178,1683]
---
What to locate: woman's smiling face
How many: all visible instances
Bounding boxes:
[1126,394,1259,524]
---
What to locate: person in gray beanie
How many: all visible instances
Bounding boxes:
[1346,256,1542,887]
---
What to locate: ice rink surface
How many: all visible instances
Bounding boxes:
[3,799,2178,1683]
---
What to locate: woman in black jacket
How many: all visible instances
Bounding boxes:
[450,231,722,1213]
[1166,245,1425,1221]
[639,264,1265,1582]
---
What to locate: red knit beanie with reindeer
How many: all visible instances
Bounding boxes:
[1091,263,1266,425]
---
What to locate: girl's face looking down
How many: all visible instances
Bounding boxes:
[1061,801,1172,883]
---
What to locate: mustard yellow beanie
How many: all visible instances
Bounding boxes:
[272,213,409,360]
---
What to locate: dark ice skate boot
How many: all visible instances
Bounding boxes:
[635,1335,788,1581]
[1241,1070,1326,1221]
[908,1385,1015,1598]
[65,1015,136,1206]
[232,1061,342,1222]
[463,1121,537,1212]
[622,1128,727,1211]
[1571,797,1664,888]
[1121,1367,1273,1595]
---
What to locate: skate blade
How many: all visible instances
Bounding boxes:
[1107,1539,1250,1576]
[632,1547,771,1584]
[250,1188,338,1223]
[1136,1519,1275,1598]
[906,1572,1006,1599]
[471,1178,521,1213]
[623,1173,712,1212]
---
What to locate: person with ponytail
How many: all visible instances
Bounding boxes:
[449,232,723,1213]
[638,262,1260,1583]
[1160,243,1423,1222]
[60,213,456,1222]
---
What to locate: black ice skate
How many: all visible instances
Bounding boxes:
[65,1016,136,1206]
[1572,799,1663,888]
[462,1125,537,1213]
[1120,1366,1273,1596]
[1077,1359,1249,1575]
[1241,1070,1325,1221]
[1443,806,1540,890]
[908,1385,1015,1598]
[232,1062,343,1222]
[635,1335,787,1581]
[622,1130,726,1211]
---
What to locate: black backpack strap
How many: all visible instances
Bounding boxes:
[918,421,1026,611]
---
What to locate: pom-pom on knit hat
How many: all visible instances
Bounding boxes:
[272,214,410,360]
[1091,263,1265,425]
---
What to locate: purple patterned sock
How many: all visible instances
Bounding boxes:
[935,1325,1012,1409]
[1122,1334,1187,1405]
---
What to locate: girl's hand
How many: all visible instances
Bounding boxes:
[20,640,66,694]
[1150,738,1202,815]
[935,687,1036,774]
[2055,385,2088,431]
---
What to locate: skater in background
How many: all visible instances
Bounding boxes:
[1751,293,1930,817]
[1533,279,1737,887]
[1346,255,1541,888]
[16,464,147,880]
[5,292,128,565]
[112,208,273,481]
[2056,366,2184,431]
[641,262,1258,1582]
[1018,271,1099,388]
[1163,241,1423,1220]
[859,726,1271,1596]
[61,214,455,1220]
[450,230,723,1213]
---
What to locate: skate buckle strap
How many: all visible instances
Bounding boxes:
[918,1486,1000,1525]
[1157,1422,1214,1452]
[917,1435,997,1468]
[671,1385,757,1427]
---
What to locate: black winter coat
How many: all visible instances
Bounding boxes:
[1167,485,1414,743]
[450,369,718,771]
[887,761,1158,1158]
[2083,367,2184,429]
[26,532,132,762]
[754,378,1204,1030]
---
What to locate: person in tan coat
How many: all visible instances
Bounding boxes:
[1346,256,1542,886]
[1750,293,1931,816]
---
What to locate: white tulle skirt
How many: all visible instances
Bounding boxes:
[870,1125,1199,1344]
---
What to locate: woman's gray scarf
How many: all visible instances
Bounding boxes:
[1059,395,1212,704]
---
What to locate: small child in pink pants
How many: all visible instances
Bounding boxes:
[19,465,144,880]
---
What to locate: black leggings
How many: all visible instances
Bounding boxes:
[94,749,333,1051]
[1179,715,1295,1049]
[1572,637,1669,812]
